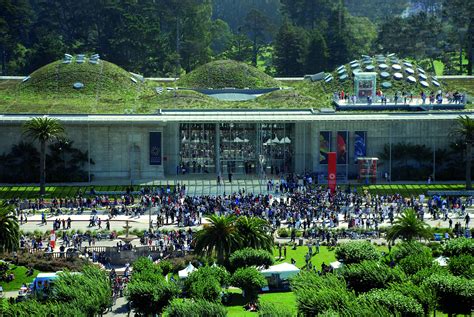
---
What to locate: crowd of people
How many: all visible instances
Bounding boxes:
[335,89,466,106]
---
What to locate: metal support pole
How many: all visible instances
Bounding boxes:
[215,123,220,175]
[389,123,392,182]
[88,120,91,183]
[433,139,436,181]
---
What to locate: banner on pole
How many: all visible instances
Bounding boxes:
[354,131,367,163]
[319,131,332,164]
[149,132,162,165]
[328,152,337,193]
[337,131,348,164]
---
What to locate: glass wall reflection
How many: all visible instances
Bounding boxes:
[179,124,215,174]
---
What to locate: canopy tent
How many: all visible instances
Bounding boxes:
[178,263,196,279]
[330,261,344,270]
[433,256,449,267]
[260,262,300,280]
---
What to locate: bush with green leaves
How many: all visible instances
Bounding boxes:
[164,298,227,317]
[358,289,424,317]
[342,260,405,293]
[443,237,474,257]
[184,265,230,302]
[51,266,111,316]
[389,281,436,316]
[424,273,474,316]
[335,241,380,264]
[398,247,433,275]
[229,248,274,271]
[448,254,474,279]
[410,265,448,286]
[392,241,430,263]
[132,256,161,274]
[277,228,289,238]
[157,260,173,276]
[126,262,180,315]
[1,299,85,317]
[291,272,356,316]
[231,267,267,302]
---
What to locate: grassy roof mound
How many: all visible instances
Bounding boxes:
[177,60,280,89]
[19,59,137,95]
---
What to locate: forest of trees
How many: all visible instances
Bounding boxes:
[0,0,472,77]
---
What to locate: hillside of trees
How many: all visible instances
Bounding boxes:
[0,0,472,77]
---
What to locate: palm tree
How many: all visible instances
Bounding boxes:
[386,209,431,243]
[451,115,474,189]
[193,215,241,264]
[23,117,65,195]
[0,203,20,253]
[235,216,274,251]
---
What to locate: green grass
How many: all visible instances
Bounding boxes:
[0,265,41,292]
[177,60,279,89]
[0,56,472,114]
[226,289,297,317]
[0,184,174,200]
[273,245,337,271]
[359,184,466,196]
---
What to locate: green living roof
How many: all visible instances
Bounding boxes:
[0,56,472,114]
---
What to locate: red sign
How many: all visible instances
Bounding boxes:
[328,152,337,194]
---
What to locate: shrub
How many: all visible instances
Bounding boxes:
[392,241,429,263]
[188,277,222,302]
[443,237,474,257]
[1,252,88,272]
[398,248,433,275]
[448,254,474,279]
[410,265,448,286]
[184,266,230,302]
[3,300,85,317]
[164,298,227,317]
[229,248,274,271]
[342,260,405,293]
[157,260,173,276]
[291,272,356,316]
[358,289,424,317]
[126,277,179,316]
[231,267,267,302]
[52,266,111,316]
[423,273,474,316]
[389,281,436,315]
[335,241,380,264]
[277,228,289,238]
[132,257,161,275]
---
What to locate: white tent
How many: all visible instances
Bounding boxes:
[330,261,344,270]
[433,256,449,267]
[178,263,196,279]
[260,262,300,280]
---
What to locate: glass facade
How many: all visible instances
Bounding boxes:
[259,123,294,176]
[179,124,215,174]
[179,123,295,176]
[220,123,257,175]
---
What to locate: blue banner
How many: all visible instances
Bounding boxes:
[149,132,162,165]
[354,131,366,163]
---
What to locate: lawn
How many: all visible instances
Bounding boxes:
[0,184,175,200]
[0,265,41,292]
[225,289,297,317]
[359,183,466,196]
[272,245,337,271]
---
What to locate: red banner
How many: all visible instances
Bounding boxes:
[328,152,337,194]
